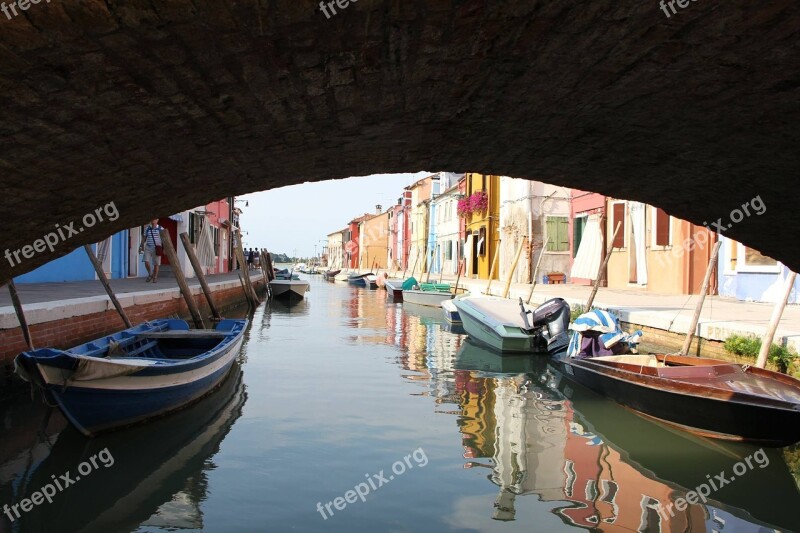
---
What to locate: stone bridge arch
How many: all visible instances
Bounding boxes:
[0,0,797,281]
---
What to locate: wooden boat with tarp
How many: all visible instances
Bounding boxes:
[552,352,800,447]
[14,318,248,437]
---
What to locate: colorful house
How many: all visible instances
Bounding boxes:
[360,207,390,270]
[603,199,717,294]
[569,190,606,286]
[462,173,500,280]
[407,175,436,275]
[718,237,800,303]
[343,214,372,269]
[327,230,345,270]
[431,182,462,275]
[498,178,570,285]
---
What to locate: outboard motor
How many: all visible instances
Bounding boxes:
[519,298,571,354]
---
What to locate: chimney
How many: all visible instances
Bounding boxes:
[376,204,382,214]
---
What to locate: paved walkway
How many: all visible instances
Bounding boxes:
[0,270,265,306]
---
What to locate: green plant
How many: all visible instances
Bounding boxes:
[723,334,797,373]
[570,303,586,322]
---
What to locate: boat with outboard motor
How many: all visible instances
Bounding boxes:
[453,296,570,354]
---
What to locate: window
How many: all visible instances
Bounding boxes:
[212,227,220,256]
[611,202,625,248]
[188,212,198,244]
[546,216,569,252]
[445,240,453,259]
[653,208,671,247]
[736,242,780,272]
[478,227,487,256]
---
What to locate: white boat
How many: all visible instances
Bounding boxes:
[453,296,571,354]
[402,288,453,307]
[441,298,461,323]
[269,279,310,300]
[334,271,351,282]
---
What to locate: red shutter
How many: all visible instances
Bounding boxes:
[612,204,625,248]
[655,208,670,246]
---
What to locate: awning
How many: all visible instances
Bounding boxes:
[570,214,602,280]
[169,214,184,223]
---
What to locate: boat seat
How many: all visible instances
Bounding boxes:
[593,354,664,367]
[124,339,159,358]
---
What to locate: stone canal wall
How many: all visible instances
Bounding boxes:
[0,278,264,398]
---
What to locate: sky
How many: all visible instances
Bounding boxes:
[237,172,431,258]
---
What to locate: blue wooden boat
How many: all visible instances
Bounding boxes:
[347,272,374,287]
[14,318,248,437]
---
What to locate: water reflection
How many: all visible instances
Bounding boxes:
[386,302,799,531]
[1,363,247,533]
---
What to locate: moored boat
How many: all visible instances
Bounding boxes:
[441,298,461,323]
[402,282,453,307]
[384,277,415,301]
[324,269,341,280]
[365,274,379,289]
[453,296,570,354]
[14,318,248,437]
[551,352,800,447]
[347,272,374,287]
[269,279,310,300]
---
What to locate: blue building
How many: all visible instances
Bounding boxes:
[15,230,131,284]
[718,236,800,303]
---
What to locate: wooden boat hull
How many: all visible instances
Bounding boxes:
[14,319,248,437]
[269,279,310,300]
[402,289,452,307]
[552,353,800,447]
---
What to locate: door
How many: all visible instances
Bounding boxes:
[158,218,179,266]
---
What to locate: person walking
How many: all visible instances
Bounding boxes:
[140,219,163,283]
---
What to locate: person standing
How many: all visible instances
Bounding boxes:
[247,248,254,270]
[140,219,163,283]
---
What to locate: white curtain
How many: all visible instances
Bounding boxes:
[570,215,602,280]
[630,202,648,285]
[464,235,473,276]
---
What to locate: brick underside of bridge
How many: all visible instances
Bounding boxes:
[0,0,798,282]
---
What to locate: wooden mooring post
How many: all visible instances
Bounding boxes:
[586,222,621,310]
[526,238,550,305]
[83,245,133,328]
[7,280,34,350]
[159,229,207,329]
[756,270,797,368]
[680,240,722,356]
[502,237,527,299]
[484,239,501,295]
[179,233,221,321]
[234,232,259,306]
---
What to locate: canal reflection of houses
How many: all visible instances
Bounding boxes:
[451,365,711,531]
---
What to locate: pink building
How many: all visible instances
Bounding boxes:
[569,190,606,286]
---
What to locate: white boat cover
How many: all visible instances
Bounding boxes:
[71,355,157,381]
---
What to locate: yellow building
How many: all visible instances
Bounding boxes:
[407,176,435,275]
[464,173,500,280]
[360,209,390,270]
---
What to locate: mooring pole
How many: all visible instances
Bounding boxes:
[680,240,722,356]
[234,231,259,305]
[7,280,34,350]
[484,239,501,295]
[160,229,207,329]
[526,239,550,305]
[586,222,622,310]
[179,233,221,320]
[502,238,527,299]
[83,245,133,328]
[756,270,797,368]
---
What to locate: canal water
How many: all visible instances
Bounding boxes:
[1,275,799,532]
